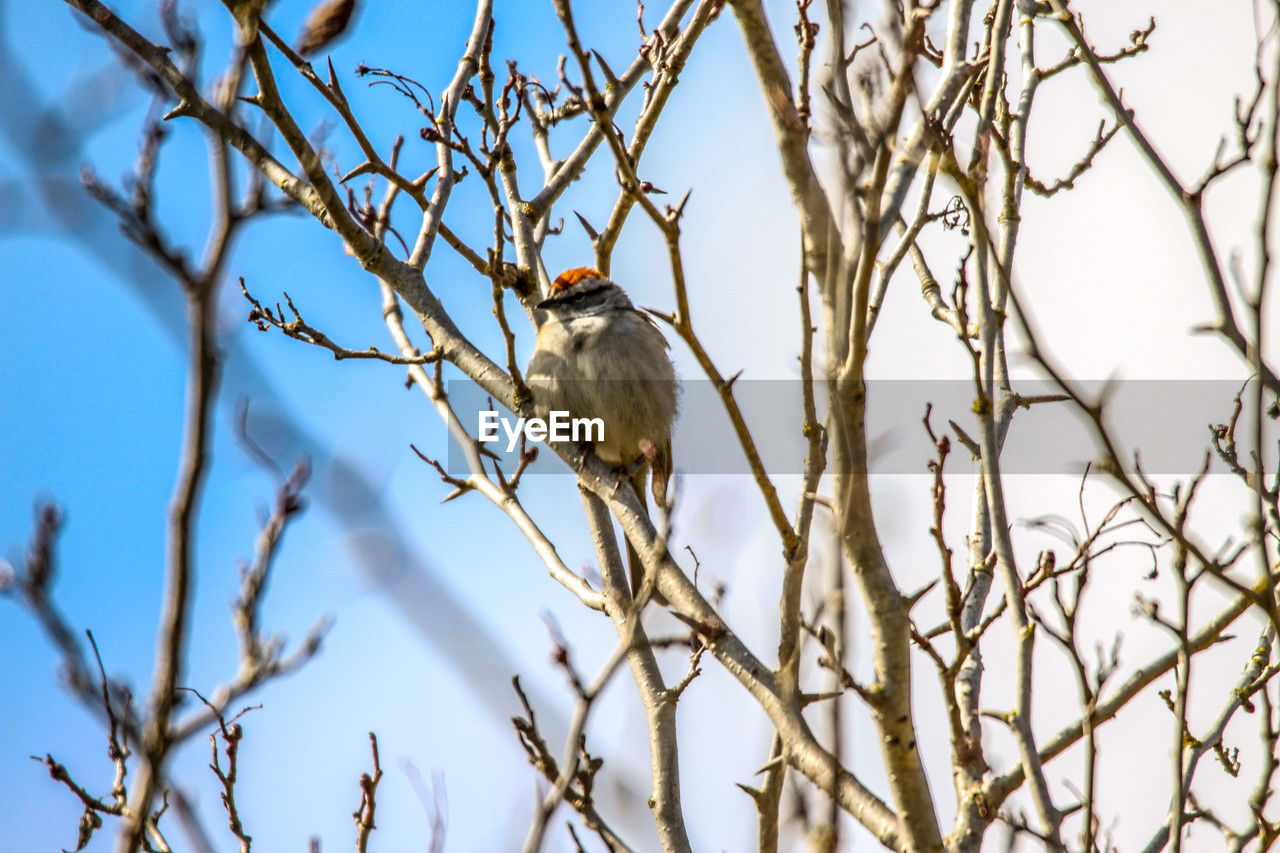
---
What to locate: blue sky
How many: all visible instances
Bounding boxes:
[2,0,1275,851]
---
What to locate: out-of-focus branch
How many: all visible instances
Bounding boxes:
[64,0,521,421]
[64,0,322,220]
[123,164,222,853]
[22,23,334,848]
[1,506,108,724]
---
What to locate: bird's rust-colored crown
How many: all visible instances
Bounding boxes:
[551,267,605,291]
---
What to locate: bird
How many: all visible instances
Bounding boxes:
[526,267,678,600]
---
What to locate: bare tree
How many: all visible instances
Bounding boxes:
[9,0,1280,850]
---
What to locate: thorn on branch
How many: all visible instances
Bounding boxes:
[494,432,538,497]
[339,161,377,183]
[905,579,939,610]
[574,210,600,241]
[162,100,196,121]
[948,419,981,458]
[589,49,619,88]
[666,187,693,223]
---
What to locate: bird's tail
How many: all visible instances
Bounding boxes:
[626,454,671,605]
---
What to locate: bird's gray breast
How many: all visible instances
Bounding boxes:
[525,310,677,463]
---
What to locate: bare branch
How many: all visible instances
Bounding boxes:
[354,733,383,853]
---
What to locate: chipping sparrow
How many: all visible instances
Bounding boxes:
[526,267,678,597]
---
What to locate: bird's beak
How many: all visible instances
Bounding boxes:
[536,296,556,310]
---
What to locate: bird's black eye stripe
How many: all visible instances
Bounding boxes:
[560,284,605,304]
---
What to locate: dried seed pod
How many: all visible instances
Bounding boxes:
[296,0,359,57]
